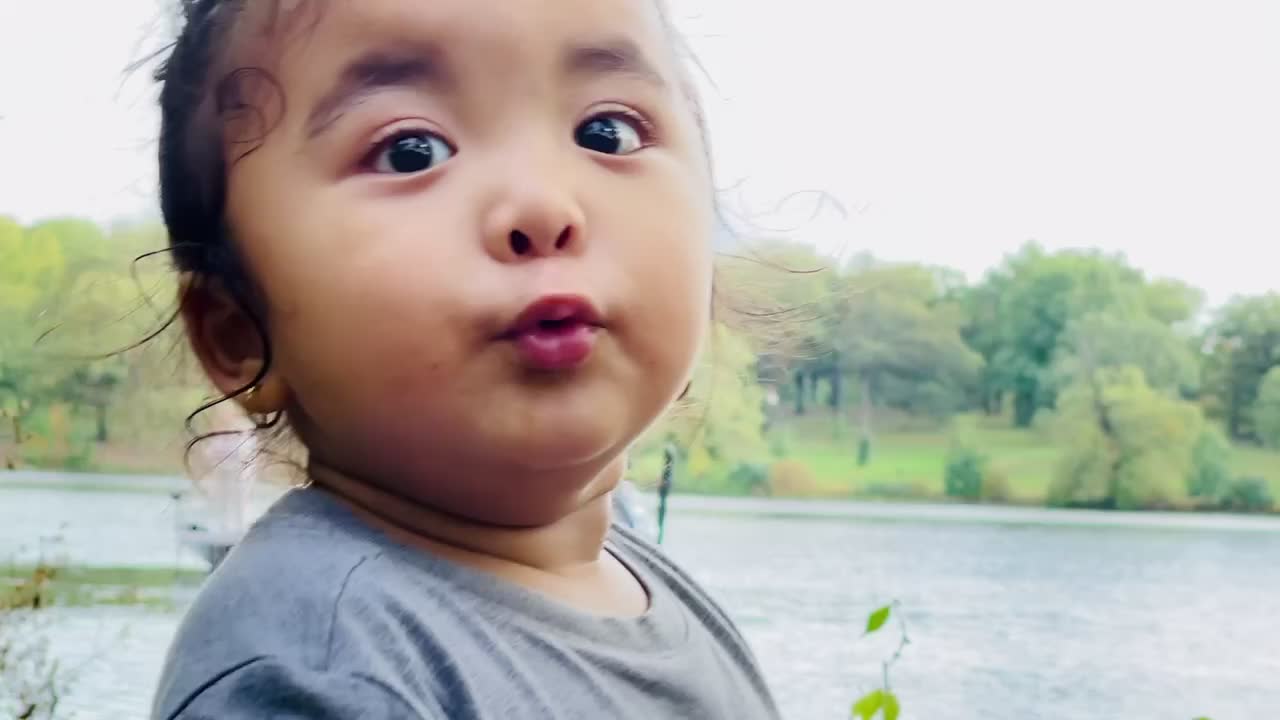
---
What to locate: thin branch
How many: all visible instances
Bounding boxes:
[881,600,911,691]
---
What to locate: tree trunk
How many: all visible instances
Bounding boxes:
[1013,382,1037,428]
[1079,336,1122,508]
[794,372,806,415]
[830,370,844,412]
[1228,377,1247,439]
[95,402,108,443]
[857,374,874,466]
[982,382,1002,416]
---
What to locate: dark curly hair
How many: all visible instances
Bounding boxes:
[153,0,312,435]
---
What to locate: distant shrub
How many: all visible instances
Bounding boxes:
[1187,426,1232,501]
[726,462,770,496]
[980,464,1013,503]
[1218,477,1275,513]
[944,445,985,501]
[944,417,986,501]
[768,460,820,497]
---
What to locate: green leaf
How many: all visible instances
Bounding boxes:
[883,692,901,720]
[851,690,884,720]
[865,605,892,635]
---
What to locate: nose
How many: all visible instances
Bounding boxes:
[482,162,586,262]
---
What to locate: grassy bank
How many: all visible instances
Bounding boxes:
[796,417,1280,504]
[2,564,206,609]
[635,414,1280,507]
[9,413,1280,510]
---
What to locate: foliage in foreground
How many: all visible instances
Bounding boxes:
[850,602,908,720]
[1,563,66,720]
[846,601,1217,720]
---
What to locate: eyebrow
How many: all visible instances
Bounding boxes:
[305,48,449,138]
[304,38,665,138]
[564,38,667,90]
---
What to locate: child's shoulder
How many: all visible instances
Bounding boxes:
[153,487,453,718]
[153,489,780,719]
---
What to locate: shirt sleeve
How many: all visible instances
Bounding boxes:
[161,657,435,720]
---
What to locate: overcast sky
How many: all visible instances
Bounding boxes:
[2,0,1277,306]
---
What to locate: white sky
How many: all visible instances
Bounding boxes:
[1,0,1277,306]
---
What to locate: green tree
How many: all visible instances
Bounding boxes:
[715,241,836,417]
[1187,425,1232,502]
[663,324,769,489]
[969,244,1152,427]
[1052,310,1199,397]
[833,262,981,463]
[0,217,68,444]
[1048,366,1203,509]
[1141,278,1204,327]
[1254,366,1280,449]
[957,270,1012,416]
[0,217,178,466]
[1203,294,1280,440]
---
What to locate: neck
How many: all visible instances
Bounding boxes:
[306,458,623,575]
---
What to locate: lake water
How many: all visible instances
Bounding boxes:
[3,476,1279,719]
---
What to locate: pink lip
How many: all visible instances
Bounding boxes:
[500,295,603,371]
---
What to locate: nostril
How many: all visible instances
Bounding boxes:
[510,230,532,255]
[555,227,572,250]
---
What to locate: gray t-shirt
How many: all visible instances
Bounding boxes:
[152,486,781,719]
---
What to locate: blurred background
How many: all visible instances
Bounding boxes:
[2,1,1278,718]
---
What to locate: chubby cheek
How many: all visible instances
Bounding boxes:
[609,173,715,399]
[627,247,711,390]
[237,199,483,432]
[272,264,495,477]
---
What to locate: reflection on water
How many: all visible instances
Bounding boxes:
[5,484,1280,719]
[0,480,282,568]
[43,608,180,719]
[665,510,1280,719]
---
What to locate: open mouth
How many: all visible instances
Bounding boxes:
[501,295,604,370]
[533,315,584,333]
[502,295,604,338]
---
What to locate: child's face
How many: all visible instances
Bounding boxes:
[214,0,713,522]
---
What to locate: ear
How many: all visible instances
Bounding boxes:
[179,275,288,414]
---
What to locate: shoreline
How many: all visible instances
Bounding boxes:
[663,494,1280,534]
[0,470,189,494]
[5,469,1277,533]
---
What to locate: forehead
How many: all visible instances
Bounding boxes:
[231,0,678,84]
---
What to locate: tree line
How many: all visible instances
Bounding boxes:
[710,238,1279,510]
[2,216,1278,510]
[0,216,202,470]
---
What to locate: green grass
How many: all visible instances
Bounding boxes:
[2,564,207,608]
[775,415,1061,502]
[649,412,1280,507]
[1234,444,1280,499]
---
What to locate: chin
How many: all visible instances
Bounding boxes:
[498,419,624,473]
[483,378,648,466]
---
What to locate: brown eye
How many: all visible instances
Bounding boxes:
[371,131,454,174]
[575,115,645,155]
